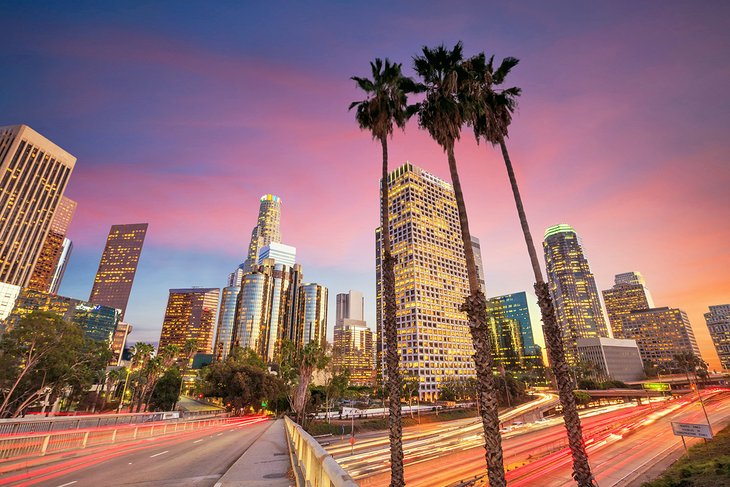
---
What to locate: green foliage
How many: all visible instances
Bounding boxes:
[199,351,285,412]
[574,391,592,406]
[148,368,182,411]
[643,425,730,486]
[0,311,111,417]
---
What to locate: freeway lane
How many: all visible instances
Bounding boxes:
[0,416,272,487]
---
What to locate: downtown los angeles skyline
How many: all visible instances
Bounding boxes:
[0,2,728,369]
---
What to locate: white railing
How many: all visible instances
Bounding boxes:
[0,416,229,461]
[284,416,358,487]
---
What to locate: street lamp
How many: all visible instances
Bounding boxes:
[117,368,132,414]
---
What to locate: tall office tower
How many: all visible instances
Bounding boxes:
[621,307,700,368]
[0,125,76,288]
[6,289,120,343]
[614,271,655,305]
[543,224,609,364]
[376,163,475,400]
[27,196,77,293]
[298,283,328,349]
[336,290,364,323]
[243,194,282,271]
[233,260,299,360]
[488,292,539,361]
[89,223,148,319]
[486,298,524,369]
[158,288,220,359]
[49,238,73,294]
[258,242,296,267]
[705,305,730,370]
[333,320,374,386]
[602,273,653,338]
[110,322,132,366]
[471,236,487,295]
[214,284,240,361]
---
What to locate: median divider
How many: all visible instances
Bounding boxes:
[284,416,358,487]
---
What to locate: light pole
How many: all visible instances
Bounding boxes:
[117,368,132,414]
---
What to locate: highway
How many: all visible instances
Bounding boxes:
[328,390,730,487]
[0,415,271,487]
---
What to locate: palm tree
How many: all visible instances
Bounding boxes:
[413,42,506,487]
[349,58,420,487]
[173,339,198,410]
[463,52,596,486]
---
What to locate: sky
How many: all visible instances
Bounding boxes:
[1,1,728,370]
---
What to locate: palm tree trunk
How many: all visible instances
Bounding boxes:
[446,145,506,487]
[499,138,596,486]
[380,136,405,487]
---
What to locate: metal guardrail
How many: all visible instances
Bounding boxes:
[0,409,227,436]
[284,416,358,487]
[0,415,229,461]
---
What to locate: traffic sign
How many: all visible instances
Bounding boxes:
[643,382,671,391]
[671,422,713,439]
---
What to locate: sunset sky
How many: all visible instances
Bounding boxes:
[1,1,728,369]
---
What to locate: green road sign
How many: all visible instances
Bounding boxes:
[643,382,671,391]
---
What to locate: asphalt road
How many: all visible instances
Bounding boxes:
[2,416,272,487]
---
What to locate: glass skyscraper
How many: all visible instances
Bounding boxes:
[214,284,240,361]
[487,291,538,360]
[243,194,282,272]
[376,163,475,400]
[297,283,328,349]
[602,272,653,338]
[543,224,608,364]
[27,196,76,293]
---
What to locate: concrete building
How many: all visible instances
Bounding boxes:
[158,288,220,359]
[0,282,22,321]
[258,242,296,267]
[576,337,645,382]
[622,307,700,368]
[333,291,374,386]
[27,196,76,293]
[5,289,120,343]
[49,237,73,294]
[471,236,486,295]
[0,124,76,288]
[89,223,148,320]
[543,224,609,364]
[243,194,282,272]
[602,273,653,339]
[705,304,730,371]
[376,163,475,400]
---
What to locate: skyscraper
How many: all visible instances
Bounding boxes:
[333,292,374,387]
[336,290,364,323]
[27,196,77,293]
[602,273,653,338]
[376,163,475,400]
[486,298,524,369]
[622,307,700,368]
[159,288,220,358]
[487,292,539,362]
[705,304,730,370]
[89,223,148,319]
[543,224,609,364]
[258,242,296,267]
[49,237,73,294]
[110,322,133,366]
[298,283,328,349]
[0,124,76,288]
[471,236,487,295]
[243,194,282,271]
[213,284,240,361]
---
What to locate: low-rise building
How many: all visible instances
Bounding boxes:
[577,337,645,382]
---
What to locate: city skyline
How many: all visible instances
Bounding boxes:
[1,2,728,370]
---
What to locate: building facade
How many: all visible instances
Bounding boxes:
[543,224,609,364]
[376,163,475,400]
[258,242,296,267]
[622,307,700,368]
[705,304,730,370]
[576,337,645,382]
[49,238,73,294]
[89,223,148,319]
[602,273,653,339]
[486,297,524,370]
[5,289,119,343]
[27,196,77,293]
[214,284,240,361]
[243,194,282,271]
[110,322,133,366]
[333,290,373,386]
[487,291,539,359]
[158,288,220,358]
[0,125,76,288]
[298,283,328,349]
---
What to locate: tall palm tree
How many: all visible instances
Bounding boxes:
[349,58,420,487]
[463,52,596,486]
[413,42,506,487]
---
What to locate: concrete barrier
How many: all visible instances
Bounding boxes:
[284,416,358,487]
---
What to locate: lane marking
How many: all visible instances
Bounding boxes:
[216,433,223,436]
[150,450,169,458]
[193,439,204,443]
[57,482,78,487]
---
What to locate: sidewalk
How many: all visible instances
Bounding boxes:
[215,419,293,487]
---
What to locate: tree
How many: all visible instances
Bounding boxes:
[279,339,328,426]
[462,51,596,486]
[128,342,154,413]
[413,42,506,487]
[149,368,183,411]
[349,58,421,487]
[324,367,349,423]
